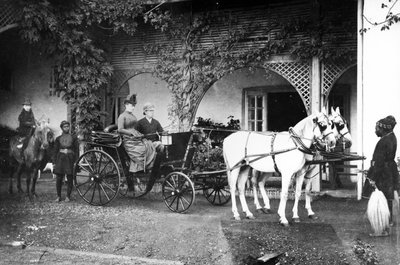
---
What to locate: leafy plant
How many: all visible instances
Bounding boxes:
[353,238,379,265]
[361,0,400,32]
[15,0,146,134]
[192,116,240,170]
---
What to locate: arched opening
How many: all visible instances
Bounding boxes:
[195,68,307,131]
[110,73,171,127]
[326,65,357,147]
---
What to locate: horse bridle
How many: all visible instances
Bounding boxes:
[331,114,349,138]
[313,114,334,151]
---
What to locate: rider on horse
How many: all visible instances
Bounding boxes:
[16,98,36,157]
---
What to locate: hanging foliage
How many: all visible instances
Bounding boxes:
[15,0,146,134]
[144,10,289,130]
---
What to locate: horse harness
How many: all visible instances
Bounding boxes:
[229,118,332,173]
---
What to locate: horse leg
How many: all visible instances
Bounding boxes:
[258,174,272,214]
[228,168,241,220]
[26,170,33,200]
[16,165,24,193]
[292,173,305,223]
[251,170,263,211]
[278,173,291,226]
[304,165,318,219]
[237,167,254,219]
[8,168,15,194]
[31,168,39,197]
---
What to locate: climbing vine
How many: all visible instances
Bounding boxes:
[13,0,358,133]
[144,3,357,130]
[15,0,146,134]
[144,11,289,130]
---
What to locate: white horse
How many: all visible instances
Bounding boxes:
[249,107,353,222]
[223,111,336,226]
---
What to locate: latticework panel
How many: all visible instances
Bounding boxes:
[268,61,311,110]
[322,60,355,96]
[0,1,20,30]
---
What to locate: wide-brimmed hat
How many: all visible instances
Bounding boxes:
[60,120,70,128]
[124,94,137,106]
[376,115,397,130]
[22,98,32,106]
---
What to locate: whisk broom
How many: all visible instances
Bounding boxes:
[366,183,390,236]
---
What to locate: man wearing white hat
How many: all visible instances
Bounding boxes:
[137,102,164,152]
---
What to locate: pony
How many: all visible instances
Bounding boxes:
[223,110,336,226]
[249,106,353,223]
[8,120,54,199]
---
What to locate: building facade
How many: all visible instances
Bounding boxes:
[0,0,399,195]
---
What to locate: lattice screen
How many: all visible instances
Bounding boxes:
[322,60,355,96]
[268,61,311,110]
[0,1,20,30]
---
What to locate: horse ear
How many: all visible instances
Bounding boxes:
[330,106,335,115]
[335,107,341,115]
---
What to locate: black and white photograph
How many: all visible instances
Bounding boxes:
[0,0,399,264]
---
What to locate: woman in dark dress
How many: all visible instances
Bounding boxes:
[117,94,155,173]
[365,115,400,226]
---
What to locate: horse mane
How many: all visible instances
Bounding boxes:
[292,114,316,138]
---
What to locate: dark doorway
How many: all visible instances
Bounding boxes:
[267,92,307,131]
[328,85,351,124]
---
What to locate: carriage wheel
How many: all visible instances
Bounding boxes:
[203,173,231,206]
[119,173,150,198]
[73,150,120,206]
[162,172,195,213]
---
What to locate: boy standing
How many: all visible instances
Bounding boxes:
[52,120,79,202]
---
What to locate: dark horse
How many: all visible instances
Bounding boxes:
[8,121,54,199]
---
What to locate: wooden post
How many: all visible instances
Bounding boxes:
[356,0,364,200]
[310,56,322,192]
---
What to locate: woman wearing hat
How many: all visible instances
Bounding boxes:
[117,94,156,174]
[52,120,79,202]
[16,98,37,153]
[365,115,400,231]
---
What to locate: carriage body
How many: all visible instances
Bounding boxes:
[73,128,231,212]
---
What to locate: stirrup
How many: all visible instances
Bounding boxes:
[17,144,23,149]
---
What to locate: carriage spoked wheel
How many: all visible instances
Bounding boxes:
[162,172,195,213]
[73,150,120,206]
[203,173,231,206]
[119,172,150,198]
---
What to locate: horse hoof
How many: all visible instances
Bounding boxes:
[280,222,290,227]
[293,217,301,223]
[246,215,255,220]
[233,216,241,221]
[308,214,318,220]
[262,208,273,214]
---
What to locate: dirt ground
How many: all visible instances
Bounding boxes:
[0,174,399,265]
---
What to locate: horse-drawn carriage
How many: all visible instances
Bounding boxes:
[73,126,231,212]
